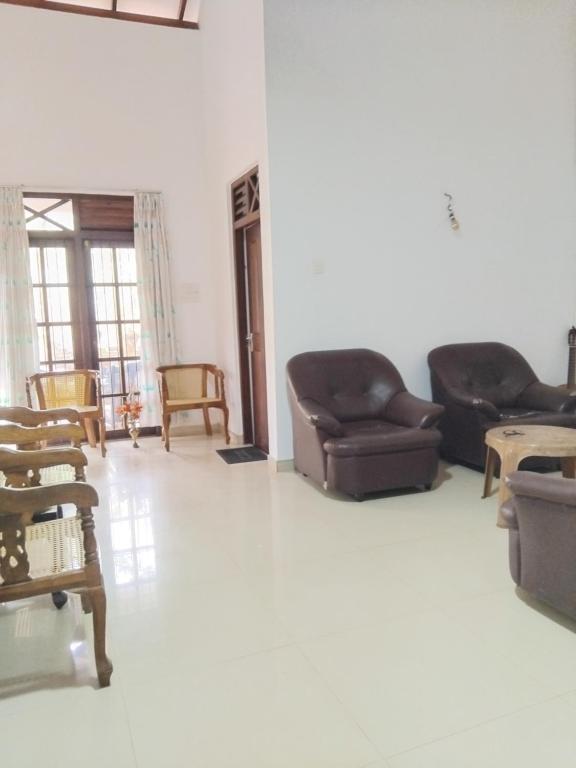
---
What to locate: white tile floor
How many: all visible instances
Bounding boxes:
[1,435,576,767]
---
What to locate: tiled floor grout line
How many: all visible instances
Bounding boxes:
[383,689,576,763]
[294,639,388,762]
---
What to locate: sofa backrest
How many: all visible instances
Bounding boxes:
[286,349,405,422]
[428,342,537,408]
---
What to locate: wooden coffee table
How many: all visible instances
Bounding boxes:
[483,425,576,527]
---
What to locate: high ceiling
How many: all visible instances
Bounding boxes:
[0,0,201,28]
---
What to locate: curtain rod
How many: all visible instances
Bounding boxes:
[18,186,161,196]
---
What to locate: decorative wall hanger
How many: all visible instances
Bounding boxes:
[444,192,460,231]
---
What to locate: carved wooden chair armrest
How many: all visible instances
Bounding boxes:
[0,445,87,488]
[0,483,113,687]
[0,422,85,450]
[0,406,82,427]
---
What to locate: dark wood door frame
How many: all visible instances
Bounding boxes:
[232,167,268,452]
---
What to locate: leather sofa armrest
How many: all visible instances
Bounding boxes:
[297,398,343,437]
[385,391,445,429]
[505,470,576,506]
[500,500,518,529]
[443,388,500,420]
[516,382,576,414]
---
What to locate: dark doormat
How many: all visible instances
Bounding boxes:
[216,446,268,464]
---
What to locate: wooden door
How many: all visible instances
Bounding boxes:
[245,222,268,452]
[232,168,268,453]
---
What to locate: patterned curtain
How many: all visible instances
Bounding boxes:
[134,192,178,427]
[0,187,39,407]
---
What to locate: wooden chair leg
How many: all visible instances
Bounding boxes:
[482,446,496,498]
[222,406,230,445]
[81,590,93,614]
[99,418,107,458]
[163,415,171,452]
[84,418,97,448]
[203,406,213,437]
[90,587,113,687]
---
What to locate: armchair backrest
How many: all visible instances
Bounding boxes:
[287,349,405,422]
[156,364,224,402]
[428,342,537,407]
[27,370,99,410]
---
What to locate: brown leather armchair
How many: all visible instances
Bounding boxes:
[502,471,576,621]
[287,349,444,499]
[428,342,576,469]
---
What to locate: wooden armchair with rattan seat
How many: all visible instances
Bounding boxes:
[26,371,107,457]
[156,363,231,451]
[0,482,112,687]
[0,416,90,610]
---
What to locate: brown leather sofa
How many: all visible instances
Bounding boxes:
[287,349,445,499]
[502,471,576,621]
[428,342,576,469]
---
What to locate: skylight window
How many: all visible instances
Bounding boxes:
[0,0,201,29]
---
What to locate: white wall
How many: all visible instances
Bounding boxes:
[264,0,576,459]
[199,0,277,444]
[0,3,215,370]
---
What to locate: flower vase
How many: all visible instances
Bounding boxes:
[128,417,140,448]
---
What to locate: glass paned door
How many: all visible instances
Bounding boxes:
[29,243,77,371]
[88,243,142,433]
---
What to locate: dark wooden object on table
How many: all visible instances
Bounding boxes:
[558,326,576,394]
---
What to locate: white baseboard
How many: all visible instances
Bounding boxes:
[169,425,243,444]
[268,457,295,473]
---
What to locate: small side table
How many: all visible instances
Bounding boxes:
[483,425,576,527]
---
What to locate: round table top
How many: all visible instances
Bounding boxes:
[485,425,576,455]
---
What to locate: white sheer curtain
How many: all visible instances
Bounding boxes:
[134,192,178,427]
[0,186,39,407]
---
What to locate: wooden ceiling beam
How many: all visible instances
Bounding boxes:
[0,0,199,29]
[178,0,187,22]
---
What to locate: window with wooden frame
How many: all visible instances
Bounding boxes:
[29,241,76,371]
[25,193,144,437]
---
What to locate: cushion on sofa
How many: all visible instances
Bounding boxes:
[323,421,441,458]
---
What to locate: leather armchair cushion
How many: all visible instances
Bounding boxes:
[516,382,576,414]
[323,421,441,458]
[297,397,343,437]
[443,389,500,420]
[385,391,445,429]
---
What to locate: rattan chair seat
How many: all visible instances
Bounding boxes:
[25,517,84,580]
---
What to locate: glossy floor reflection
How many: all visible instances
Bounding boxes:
[1,435,576,767]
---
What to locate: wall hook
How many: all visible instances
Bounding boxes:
[444,192,460,231]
